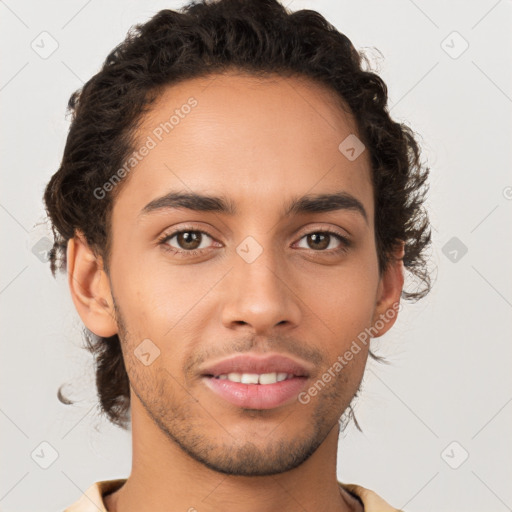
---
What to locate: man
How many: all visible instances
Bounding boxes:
[44,0,432,510]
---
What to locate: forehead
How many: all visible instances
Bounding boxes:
[113,71,374,224]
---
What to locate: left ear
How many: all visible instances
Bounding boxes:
[371,240,405,337]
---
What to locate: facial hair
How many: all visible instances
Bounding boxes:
[112,295,363,476]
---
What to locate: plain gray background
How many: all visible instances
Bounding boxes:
[1,1,511,511]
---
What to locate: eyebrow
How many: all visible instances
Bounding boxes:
[139,190,368,224]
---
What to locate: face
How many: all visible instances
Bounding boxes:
[75,71,403,476]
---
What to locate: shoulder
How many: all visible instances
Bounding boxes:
[63,479,127,512]
[338,481,405,512]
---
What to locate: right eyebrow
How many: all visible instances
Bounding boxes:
[139,191,237,218]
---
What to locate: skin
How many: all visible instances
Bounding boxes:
[67,71,404,512]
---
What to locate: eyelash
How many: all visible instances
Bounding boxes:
[157,225,351,258]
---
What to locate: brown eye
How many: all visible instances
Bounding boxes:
[306,233,330,250]
[296,231,348,252]
[175,231,203,250]
[161,230,214,252]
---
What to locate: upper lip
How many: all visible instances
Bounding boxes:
[200,353,312,378]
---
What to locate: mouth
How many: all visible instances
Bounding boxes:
[210,372,297,384]
[200,353,311,410]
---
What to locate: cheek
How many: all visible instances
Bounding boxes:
[111,223,186,312]
[110,251,174,339]
[304,263,379,365]
[112,255,218,359]
[304,259,379,324]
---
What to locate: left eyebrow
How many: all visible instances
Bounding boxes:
[138,190,368,225]
[283,191,368,224]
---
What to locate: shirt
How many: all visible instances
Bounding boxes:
[63,478,403,511]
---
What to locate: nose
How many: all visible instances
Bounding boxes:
[220,241,302,334]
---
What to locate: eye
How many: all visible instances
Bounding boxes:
[158,227,218,257]
[294,229,350,254]
[157,226,351,258]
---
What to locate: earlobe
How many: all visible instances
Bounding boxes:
[371,240,405,338]
[66,231,118,338]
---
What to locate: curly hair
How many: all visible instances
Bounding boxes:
[44,0,432,429]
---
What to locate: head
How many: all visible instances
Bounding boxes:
[45,0,431,476]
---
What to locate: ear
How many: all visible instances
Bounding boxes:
[66,230,118,337]
[371,240,405,338]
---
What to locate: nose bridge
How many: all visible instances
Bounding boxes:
[220,231,301,330]
[236,233,282,291]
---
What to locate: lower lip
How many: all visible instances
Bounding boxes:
[202,376,308,409]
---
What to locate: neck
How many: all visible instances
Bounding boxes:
[104,403,361,512]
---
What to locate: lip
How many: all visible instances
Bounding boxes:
[200,353,312,410]
[200,353,312,378]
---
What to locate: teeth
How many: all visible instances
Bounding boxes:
[240,373,259,384]
[259,372,277,384]
[216,372,292,384]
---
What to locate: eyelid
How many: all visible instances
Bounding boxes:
[157,225,218,249]
[295,224,350,240]
[157,223,351,255]
[159,222,350,241]
[157,222,219,242]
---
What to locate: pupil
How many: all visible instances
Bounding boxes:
[309,233,328,250]
[179,231,200,250]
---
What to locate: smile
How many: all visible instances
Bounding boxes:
[213,372,293,384]
[200,353,312,409]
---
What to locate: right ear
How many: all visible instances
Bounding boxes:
[66,230,118,337]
